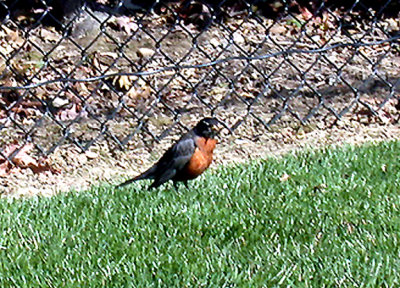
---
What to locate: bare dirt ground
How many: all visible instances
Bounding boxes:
[1,117,399,197]
[0,5,399,197]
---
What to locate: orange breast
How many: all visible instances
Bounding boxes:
[184,137,217,179]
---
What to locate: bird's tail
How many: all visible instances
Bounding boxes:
[116,177,138,189]
[116,166,156,189]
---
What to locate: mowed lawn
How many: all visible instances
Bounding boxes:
[1,141,400,287]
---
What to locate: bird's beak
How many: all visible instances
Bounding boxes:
[211,124,221,138]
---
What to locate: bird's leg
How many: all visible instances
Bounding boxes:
[184,181,189,189]
[173,181,179,190]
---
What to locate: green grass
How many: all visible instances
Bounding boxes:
[1,141,400,287]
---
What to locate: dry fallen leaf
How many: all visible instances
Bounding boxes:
[113,75,133,91]
[0,162,9,177]
[58,104,81,121]
[31,158,60,174]
[0,142,60,177]
[114,16,139,34]
[126,85,151,103]
[299,7,313,21]
[12,143,37,168]
[2,25,24,46]
[40,27,60,42]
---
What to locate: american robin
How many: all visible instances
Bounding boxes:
[117,117,219,190]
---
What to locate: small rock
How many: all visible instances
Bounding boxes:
[209,38,220,47]
[85,151,99,159]
[233,33,245,44]
[269,25,286,34]
[137,48,155,58]
[52,97,69,108]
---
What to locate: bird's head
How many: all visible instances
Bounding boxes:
[193,117,219,139]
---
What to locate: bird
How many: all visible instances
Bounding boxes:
[117,117,219,190]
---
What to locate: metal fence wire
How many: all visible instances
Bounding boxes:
[0,0,399,174]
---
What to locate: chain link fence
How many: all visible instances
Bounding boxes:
[0,0,399,179]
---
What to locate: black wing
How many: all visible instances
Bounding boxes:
[149,135,196,188]
[117,132,196,189]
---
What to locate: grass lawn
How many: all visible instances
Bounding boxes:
[1,141,400,287]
